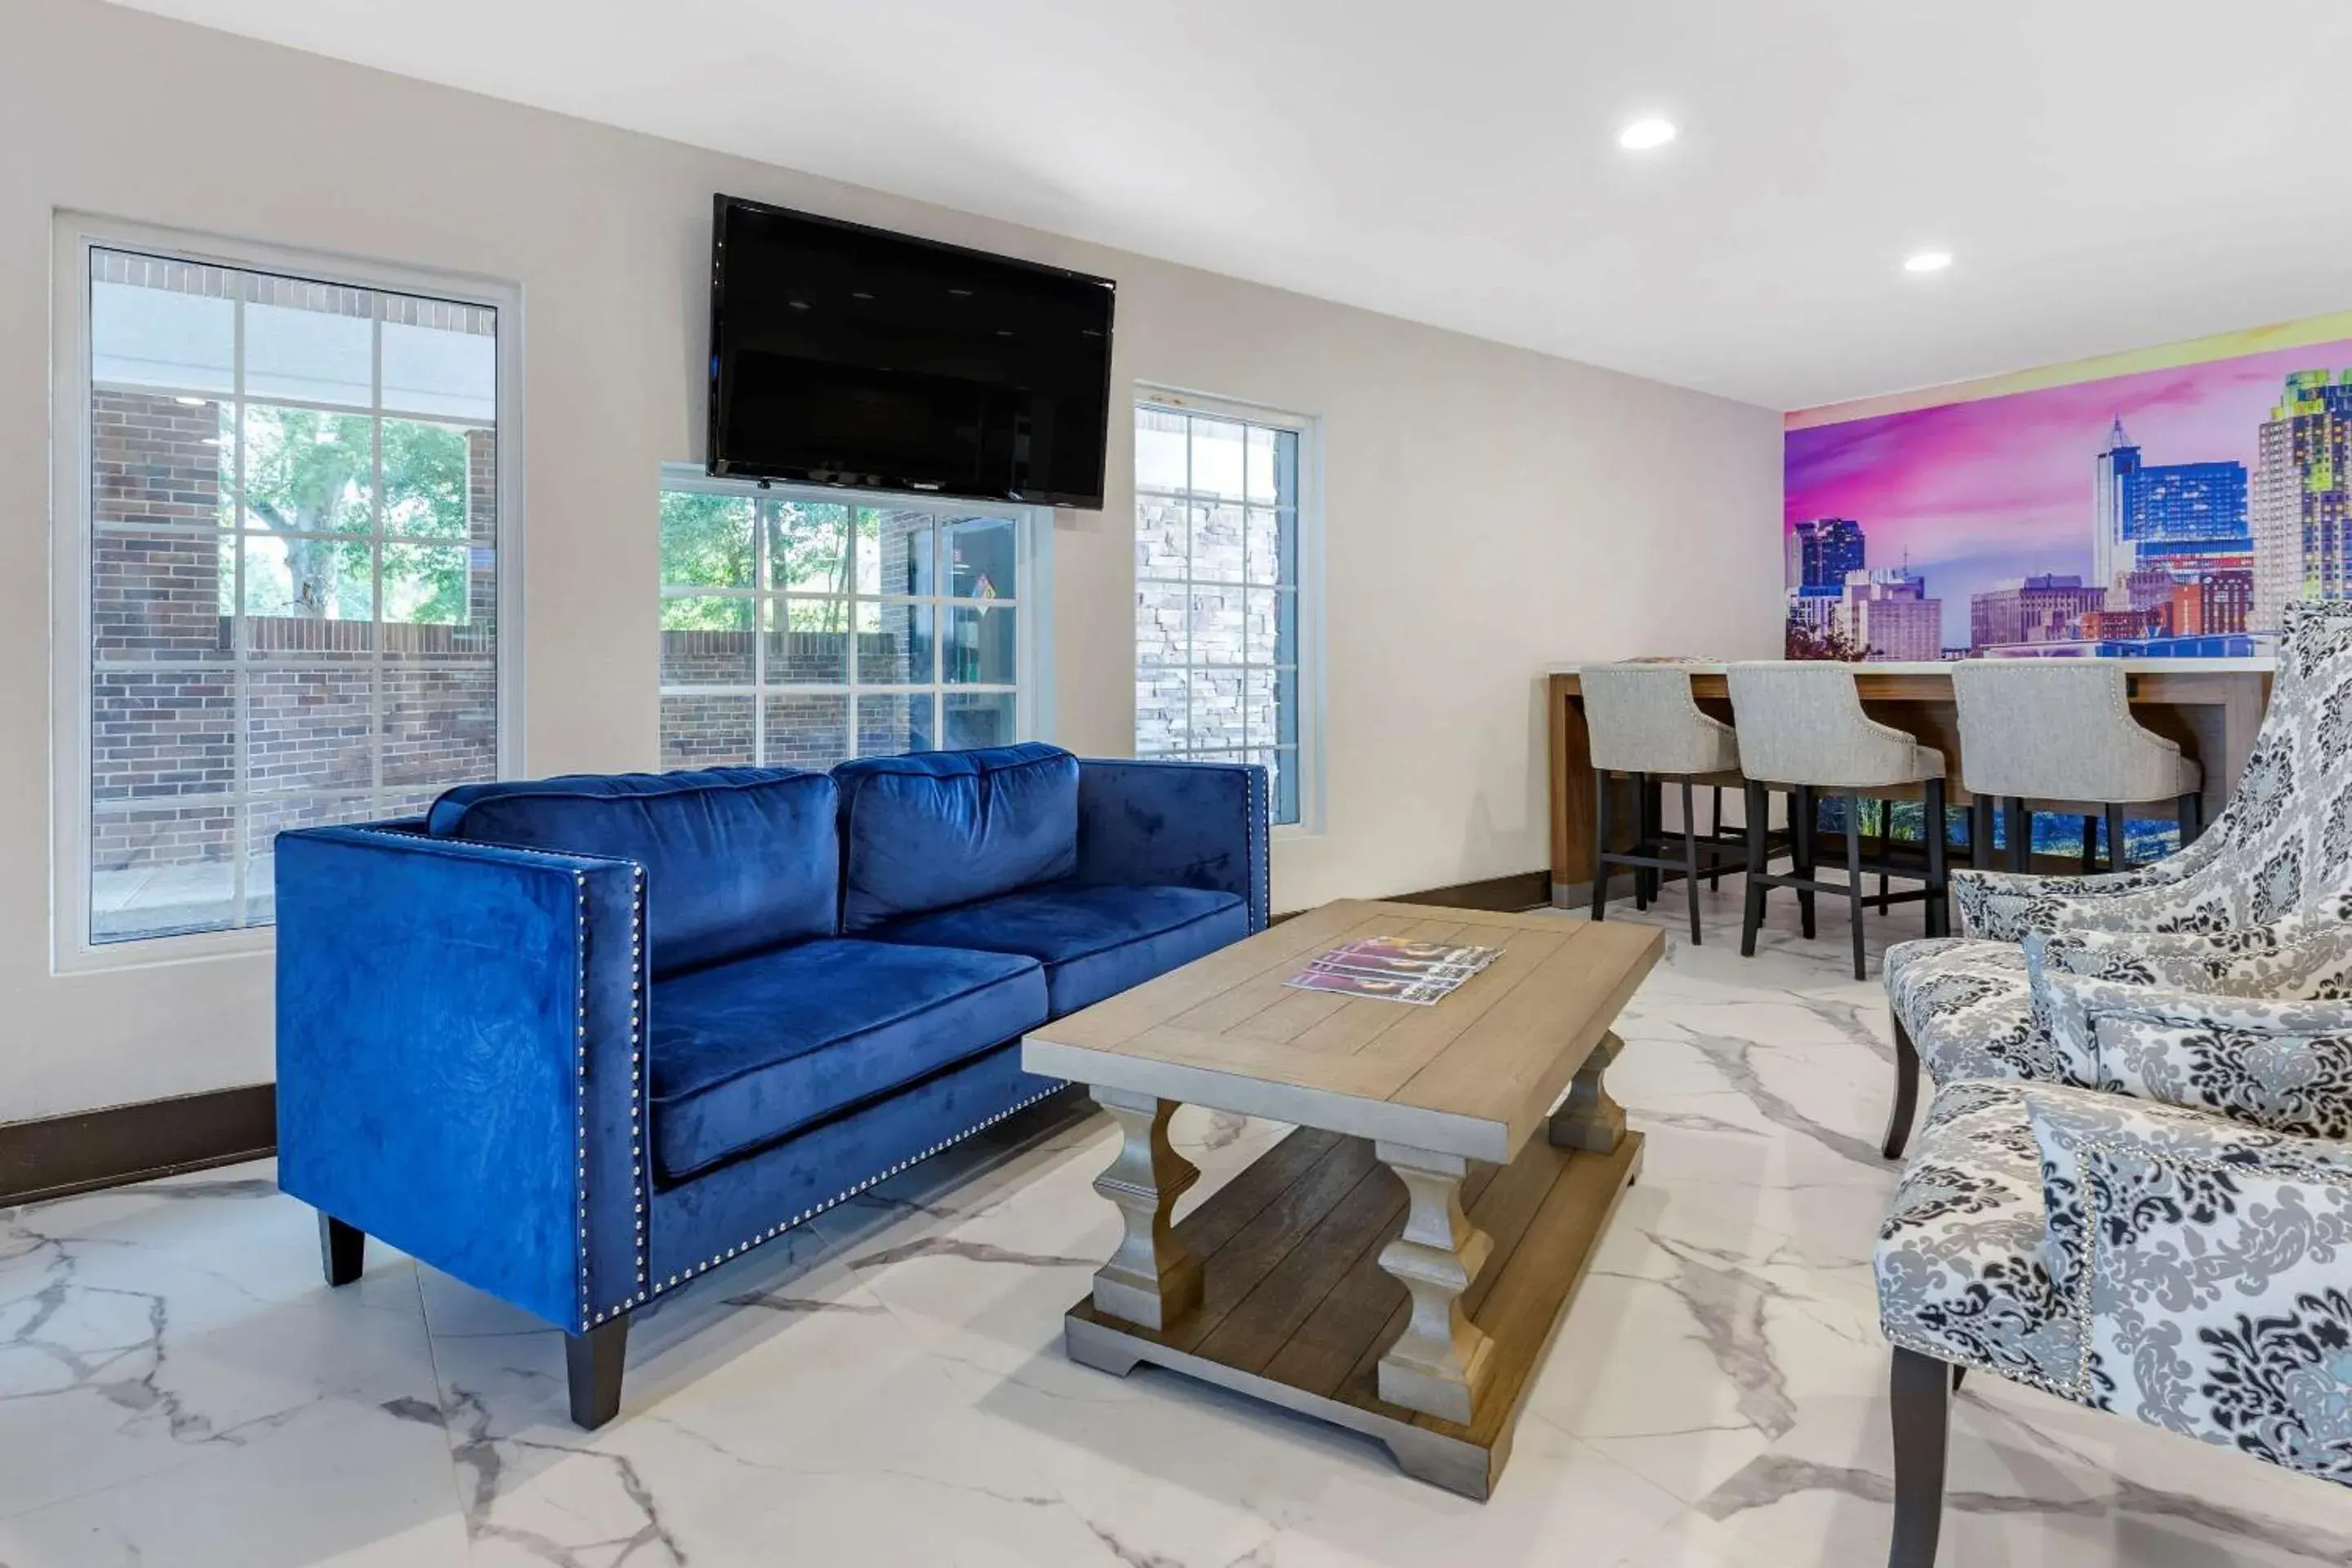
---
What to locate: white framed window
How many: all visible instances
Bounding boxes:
[657,466,1049,767]
[50,216,523,971]
[1134,390,1321,829]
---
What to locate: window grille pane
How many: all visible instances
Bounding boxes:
[657,470,1029,764]
[79,247,506,944]
[661,695,755,768]
[764,693,849,769]
[380,419,474,541]
[766,599,850,684]
[660,599,755,684]
[1192,502,1245,583]
[870,510,936,597]
[1132,402,1307,826]
[766,501,853,595]
[858,693,936,756]
[859,601,935,684]
[661,492,755,589]
[943,692,1018,750]
[944,604,1015,684]
[946,515,1018,600]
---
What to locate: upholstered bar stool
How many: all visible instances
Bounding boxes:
[1582,663,1748,945]
[1950,661,2203,875]
[1726,662,1950,979]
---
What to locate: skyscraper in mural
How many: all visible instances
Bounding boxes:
[2252,371,2352,630]
[2090,417,2249,595]
[1788,518,1865,590]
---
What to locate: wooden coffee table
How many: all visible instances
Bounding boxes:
[1021,900,1662,1499]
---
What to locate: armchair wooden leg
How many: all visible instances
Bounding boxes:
[2177,789,2203,846]
[2105,802,2129,872]
[566,1316,630,1430]
[1888,1345,1952,1568]
[1882,1013,1920,1160]
[318,1214,365,1287]
[1969,795,1996,870]
[2077,813,2098,873]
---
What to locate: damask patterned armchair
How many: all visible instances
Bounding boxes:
[1873,954,2352,1567]
[1879,599,2352,1157]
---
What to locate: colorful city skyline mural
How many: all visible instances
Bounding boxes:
[1783,314,2352,660]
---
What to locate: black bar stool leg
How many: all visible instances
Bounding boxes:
[2177,789,2203,847]
[1590,768,1612,922]
[1633,772,1652,910]
[1876,800,1891,914]
[2003,797,2031,874]
[2078,814,2098,873]
[1709,786,1725,892]
[2105,802,2129,872]
[1740,780,1768,957]
[1844,792,1869,981]
[1793,785,1818,939]
[1924,778,1949,937]
[1969,795,1994,870]
[1682,777,1703,947]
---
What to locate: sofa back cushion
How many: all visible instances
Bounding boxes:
[833,744,1079,932]
[429,768,840,978]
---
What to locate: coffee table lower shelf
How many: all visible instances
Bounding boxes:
[1064,1123,1644,1500]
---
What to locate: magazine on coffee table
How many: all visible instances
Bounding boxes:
[1283,936,1503,1005]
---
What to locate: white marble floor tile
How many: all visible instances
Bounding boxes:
[2,880,2345,1566]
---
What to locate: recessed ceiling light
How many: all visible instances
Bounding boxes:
[1616,117,1677,152]
[1904,250,1954,274]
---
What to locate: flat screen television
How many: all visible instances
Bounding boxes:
[707,195,1116,507]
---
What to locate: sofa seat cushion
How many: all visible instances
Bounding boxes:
[648,938,1047,1183]
[834,744,1079,932]
[861,882,1248,1017]
[430,768,840,979]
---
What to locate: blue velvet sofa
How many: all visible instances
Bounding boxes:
[274,743,1266,1425]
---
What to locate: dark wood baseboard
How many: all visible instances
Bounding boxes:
[1272,868,1552,924]
[0,1084,275,1207]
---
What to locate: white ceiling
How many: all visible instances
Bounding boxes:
[100,0,2352,410]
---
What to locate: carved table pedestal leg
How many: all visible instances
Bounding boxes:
[1374,1142,1495,1424]
[1089,1089,1202,1330]
[1548,1031,1626,1154]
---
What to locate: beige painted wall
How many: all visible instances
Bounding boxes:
[0,0,1782,1122]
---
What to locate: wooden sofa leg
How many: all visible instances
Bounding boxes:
[567,1316,630,1430]
[1882,1014,1921,1160]
[1888,1346,1952,1568]
[319,1214,365,1286]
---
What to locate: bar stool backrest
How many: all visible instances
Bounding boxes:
[1950,660,2182,803]
[1726,662,1927,787]
[1580,664,1739,776]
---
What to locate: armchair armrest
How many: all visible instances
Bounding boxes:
[1073,759,1270,930]
[1951,862,2198,941]
[274,826,649,1333]
[2023,1085,2352,1477]
[2028,962,2352,1140]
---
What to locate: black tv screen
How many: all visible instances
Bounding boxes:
[708,196,1116,507]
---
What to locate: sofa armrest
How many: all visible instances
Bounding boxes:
[1073,759,1269,931]
[2023,1085,2352,1475]
[2028,962,2352,1140]
[274,826,649,1333]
